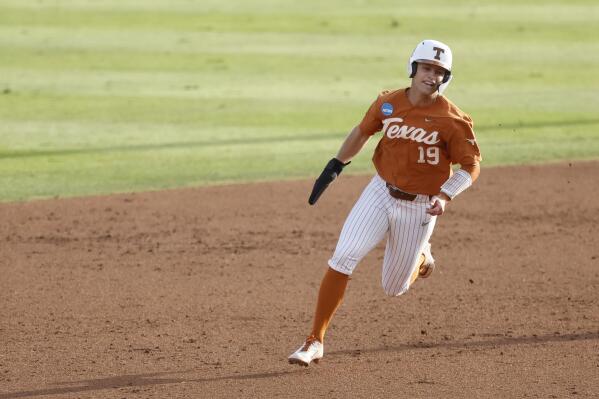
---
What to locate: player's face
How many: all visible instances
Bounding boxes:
[412,62,446,95]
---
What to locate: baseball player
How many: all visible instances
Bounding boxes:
[288,39,482,366]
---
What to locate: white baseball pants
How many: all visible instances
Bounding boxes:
[328,174,437,296]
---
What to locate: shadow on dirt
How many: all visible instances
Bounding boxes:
[2,331,597,399]
[328,330,599,357]
[0,370,302,399]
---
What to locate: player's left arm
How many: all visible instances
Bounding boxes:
[461,162,480,183]
[427,117,482,216]
[427,163,479,215]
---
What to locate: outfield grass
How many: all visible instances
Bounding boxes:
[1,0,598,202]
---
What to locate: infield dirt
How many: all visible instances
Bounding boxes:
[1,161,598,398]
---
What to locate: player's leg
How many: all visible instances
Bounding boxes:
[417,240,435,279]
[288,266,347,366]
[289,175,391,366]
[316,175,390,340]
[302,267,349,348]
[328,177,391,276]
[408,242,435,284]
[410,253,426,285]
[381,197,437,296]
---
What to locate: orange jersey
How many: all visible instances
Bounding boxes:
[358,88,482,195]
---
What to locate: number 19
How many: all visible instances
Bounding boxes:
[417,146,439,165]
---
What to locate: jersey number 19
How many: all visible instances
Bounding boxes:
[417,146,439,165]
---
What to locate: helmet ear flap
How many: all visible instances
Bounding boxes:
[442,70,451,84]
[409,62,417,78]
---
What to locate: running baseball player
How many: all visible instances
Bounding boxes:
[288,39,482,366]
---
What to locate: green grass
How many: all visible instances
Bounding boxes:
[1,0,598,202]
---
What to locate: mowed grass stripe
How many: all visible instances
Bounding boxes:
[0,138,376,202]
[2,45,598,77]
[6,68,598,111]
[0,94,365,128]
[2,48,598,81]
[2,93,597,135]
[2,25,598,57]
[1,5,596,35]
[2,0,594,10]
[2,113,598,166]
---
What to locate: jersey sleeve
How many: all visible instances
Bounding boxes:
[446,115,482,166]
[358,94,384,136]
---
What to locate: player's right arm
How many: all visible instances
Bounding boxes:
[307,126,372,205]
[335,125,371,164]
[308,93,384,205]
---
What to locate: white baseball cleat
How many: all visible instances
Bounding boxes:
[419,242,435,278]
[288,337,323,366]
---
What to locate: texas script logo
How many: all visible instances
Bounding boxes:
[382,117,440,144]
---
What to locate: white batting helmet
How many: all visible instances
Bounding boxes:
[407,39,453,94]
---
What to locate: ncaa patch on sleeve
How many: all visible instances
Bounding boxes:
[381,103,394,116]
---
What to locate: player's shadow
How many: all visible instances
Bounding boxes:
[1,331,597,399]
[0,370,302,399]
[328,330,599,357]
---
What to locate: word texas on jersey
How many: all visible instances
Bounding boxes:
[359,88,481,195]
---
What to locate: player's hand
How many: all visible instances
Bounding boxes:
[308,158,350,205]
[426,196,447,216]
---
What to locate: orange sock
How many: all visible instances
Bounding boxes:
[309,267,349,343]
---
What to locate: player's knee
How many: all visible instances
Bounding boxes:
[382,281,409,297]
[328,255,358,275]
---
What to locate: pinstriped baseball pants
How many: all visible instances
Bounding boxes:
[328,174,437,296]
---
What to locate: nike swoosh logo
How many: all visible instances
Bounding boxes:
[421,220,431,226]
[424,118,432,122]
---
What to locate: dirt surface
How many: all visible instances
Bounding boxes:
[1,161,598,398]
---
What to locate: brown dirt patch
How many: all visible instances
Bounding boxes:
[1,161,598,398]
